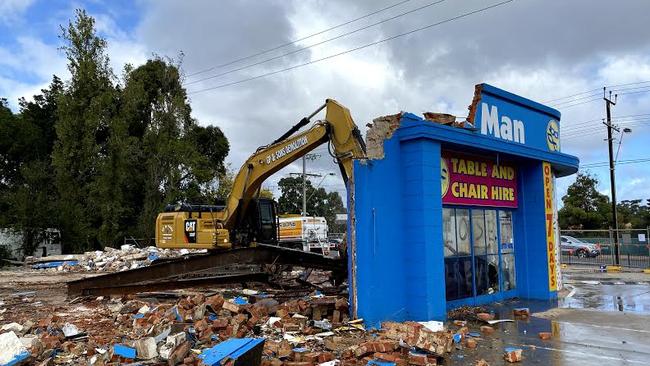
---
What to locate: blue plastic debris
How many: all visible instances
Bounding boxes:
[233,296,249,305]
[147,252,159,261]
[2,350,30,366]
[505,347,522,353]
[32,260,78,269]
[208,313,218,321]
[468,332,481,338]
[367,360,395,366]
[292,347,308,353]
[171,306,183,321]
[199,338,265,366]
[453,333,462,343]
[113,344,136,359]
[132,313,144,319]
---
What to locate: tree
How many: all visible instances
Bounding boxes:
[0,78,62,255]
[277,176,346,232]
[119,58,229,239]
[52,9,118,251]
[559,172,611,229]
[1,9,231,253]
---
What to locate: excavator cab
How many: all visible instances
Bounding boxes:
[232,198,278,246]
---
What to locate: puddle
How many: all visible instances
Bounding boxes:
[560,284,650,313]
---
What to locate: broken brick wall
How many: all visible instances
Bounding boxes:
[351,113,447,328]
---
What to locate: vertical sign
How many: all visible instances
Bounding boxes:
[552,171,563,290]
[543,162,557,291]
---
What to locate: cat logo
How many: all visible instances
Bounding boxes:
[546,119,560,152]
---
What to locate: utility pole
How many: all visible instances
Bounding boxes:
[604,87,620,265]
[290,153,320,216]
[302,156,307,216]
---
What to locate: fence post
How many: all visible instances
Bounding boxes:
[608,228,614,266]
[645,226,650,268]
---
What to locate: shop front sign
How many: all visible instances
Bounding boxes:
[441,152,518,208]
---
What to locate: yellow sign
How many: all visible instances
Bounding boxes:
[279,220,302,239]
[543,162,557,291]
[546,120,560,152]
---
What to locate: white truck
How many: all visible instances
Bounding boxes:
[278,215,336,256]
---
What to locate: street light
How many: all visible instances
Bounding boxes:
[611,126,632,265]
[615,128,632,162]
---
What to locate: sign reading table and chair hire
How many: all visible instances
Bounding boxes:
[441,153,518,208]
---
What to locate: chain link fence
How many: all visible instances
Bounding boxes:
[560,228,650,268]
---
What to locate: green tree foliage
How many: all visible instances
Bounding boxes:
[120,58,229,239]
[559,173,611,229]
[0,78,62,255]
[555,171,650,230]
[53,9,118,251]
[277,176,345,232]
[0,9,229,254]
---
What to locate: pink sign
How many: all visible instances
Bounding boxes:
[441,153,518,208]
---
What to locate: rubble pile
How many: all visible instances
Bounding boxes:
[25,245,204,273]
[0,289,459,365]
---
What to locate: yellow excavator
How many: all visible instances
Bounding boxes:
[155,99,366,250]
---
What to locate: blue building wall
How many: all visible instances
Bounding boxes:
[350,84,579,328]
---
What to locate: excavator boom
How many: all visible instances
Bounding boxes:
[155,99,365,249]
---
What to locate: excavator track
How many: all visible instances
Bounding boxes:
[67,244,346,297]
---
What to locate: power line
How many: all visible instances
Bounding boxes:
[543,88,601,104]
[562,115,650,133]
[188,0,515,95]
[185,0,447,86]
[552,96,602,109]
[549,92,601,107]
[544,80,650,105]
[185,0,412,78]
[581,157,650,168]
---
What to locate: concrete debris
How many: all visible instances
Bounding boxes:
[25,245,206,273]
[0,322,23,333]
[0,331,30,366]
[134,336,158,359]
[365,113,402,159]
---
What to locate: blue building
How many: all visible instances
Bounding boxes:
[348,84,579,328]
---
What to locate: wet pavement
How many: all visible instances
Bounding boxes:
[447,276,650,365]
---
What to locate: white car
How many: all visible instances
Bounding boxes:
[560,235,601,258]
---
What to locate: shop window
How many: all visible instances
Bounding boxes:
[499,210,514,253]
[456,209,471,256]
[471,210,486,255]
[443,208,456,257]
[502,253,516,290]
[499,210,516,290]
[444,207,474,301]
[444,207,514,301]
[485,210,498,254]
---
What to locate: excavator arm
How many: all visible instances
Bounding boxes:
[155,99,366,250]
[222,99,365,229]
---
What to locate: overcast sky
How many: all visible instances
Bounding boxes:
[2,0,650,206]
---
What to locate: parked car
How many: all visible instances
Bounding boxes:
[560,235,601,258]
